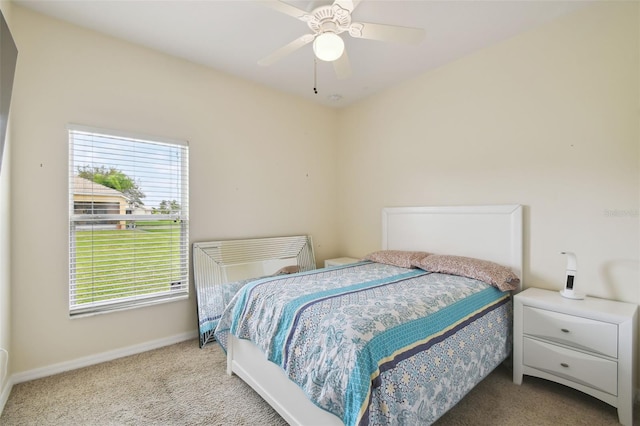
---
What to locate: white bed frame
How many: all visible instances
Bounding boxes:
[225,205,524,425]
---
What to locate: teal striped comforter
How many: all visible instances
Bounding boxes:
[215,261,511,425]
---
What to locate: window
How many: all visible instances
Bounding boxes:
[68,124,189,316]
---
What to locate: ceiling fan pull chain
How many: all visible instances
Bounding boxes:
[313,58,318,94]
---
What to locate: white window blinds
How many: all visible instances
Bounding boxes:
[68,124,189,316]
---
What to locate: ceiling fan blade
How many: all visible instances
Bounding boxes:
[333,0,362,13]
[333,49,352,80]
[349,22,425,44]
[258,34,315,67]
[261,0,312,21]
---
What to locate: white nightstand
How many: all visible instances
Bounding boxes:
[513,287,637,425]
[324,257,359,268]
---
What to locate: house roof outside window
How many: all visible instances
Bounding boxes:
[73,176,129,201]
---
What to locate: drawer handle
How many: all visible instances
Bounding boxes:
[560,328,570,333]
[560,363,570,368]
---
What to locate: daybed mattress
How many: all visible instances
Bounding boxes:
[215,261,512,425]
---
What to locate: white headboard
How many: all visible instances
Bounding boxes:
[382,205,523,290]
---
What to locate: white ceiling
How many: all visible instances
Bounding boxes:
[15,0,590,108]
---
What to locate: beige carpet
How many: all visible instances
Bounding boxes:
[0,339,634,425]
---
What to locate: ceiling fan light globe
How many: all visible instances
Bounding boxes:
[313,33,344,62]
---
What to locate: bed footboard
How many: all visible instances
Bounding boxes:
[226,335,343,426]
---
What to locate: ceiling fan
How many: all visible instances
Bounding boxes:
[258,0,425,79]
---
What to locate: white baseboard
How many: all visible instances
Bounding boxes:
[11,330,197,385]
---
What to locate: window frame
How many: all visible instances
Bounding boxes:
[68,124,189,317]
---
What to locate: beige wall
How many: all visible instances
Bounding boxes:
[338,2,639,304]
[0,0,13,400]
[8,6,339,374]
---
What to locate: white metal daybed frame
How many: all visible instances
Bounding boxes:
[225,204,524,425]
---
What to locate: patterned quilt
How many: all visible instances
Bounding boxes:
[197,277,254,346]
[214,261,512,425]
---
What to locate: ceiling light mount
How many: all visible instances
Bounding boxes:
[306,5,350,62]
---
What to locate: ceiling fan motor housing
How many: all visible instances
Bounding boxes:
[306,5,351,35]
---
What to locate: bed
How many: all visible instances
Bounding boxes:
[215,205,523,425]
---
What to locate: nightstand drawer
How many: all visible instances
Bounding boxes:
[523,337,617,395]
[523,306,617,358]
